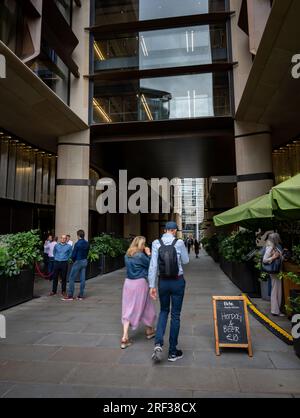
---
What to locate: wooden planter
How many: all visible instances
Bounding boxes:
[0,269,34,311]
[282,261,300,313]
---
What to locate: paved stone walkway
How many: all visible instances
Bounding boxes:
[0,252,300,398]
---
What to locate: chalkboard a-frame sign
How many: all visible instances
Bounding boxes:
[212,296,253,357]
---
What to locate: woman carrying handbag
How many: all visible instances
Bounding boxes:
[262,233,284,317]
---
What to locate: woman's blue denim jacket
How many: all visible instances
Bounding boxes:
[125,252,150,280]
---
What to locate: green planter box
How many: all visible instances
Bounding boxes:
[0,269,34,311]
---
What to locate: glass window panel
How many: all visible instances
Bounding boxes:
[6,141,16,200]
[28,150,36,203]
[35,153,43,204]
[94,24,228,72]
[42,156,50,205]
[21,147,30,202]
[95,0,228,25]
[0,138,9,198]
[49,156,56,205]
[93,72,231,123]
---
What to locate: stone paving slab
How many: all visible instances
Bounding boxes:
[2,383,101,398]
[146,366,240,392]
[0,251,299,398]
[0,360,76,384]
[235,369,300,394]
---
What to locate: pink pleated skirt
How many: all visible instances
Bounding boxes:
[122,278,156,330]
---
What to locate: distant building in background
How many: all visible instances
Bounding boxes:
[181,179,204,241]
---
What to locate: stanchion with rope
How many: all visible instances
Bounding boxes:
[35,262,53,280]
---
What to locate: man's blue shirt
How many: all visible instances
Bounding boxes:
[148,233,189,288]
[53,243,72,262]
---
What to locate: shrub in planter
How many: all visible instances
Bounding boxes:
[219,230,259,294]
[0,230,42,277]
[88,234,129,274]
[0,230,42,310]
[286,295,300,358]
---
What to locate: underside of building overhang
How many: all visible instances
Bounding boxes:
[236,0,300,148]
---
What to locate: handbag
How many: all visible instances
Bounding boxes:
[261,247,282,274]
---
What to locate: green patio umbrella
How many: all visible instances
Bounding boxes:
[272,174,300,215]
[213,193,275,228]
[213,173,300,228]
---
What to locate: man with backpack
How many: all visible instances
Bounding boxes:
[148,222,189,363]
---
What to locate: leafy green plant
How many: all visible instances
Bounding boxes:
[0,230,42,277]
[88,234,129,261]
[292,244,300,266]
[279,271,300,285]
[285,296,300,315]
[254,250,270,282]
[219,230,256,264]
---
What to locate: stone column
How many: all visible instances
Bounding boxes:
[55,130,90,240]
[55,2,91,240]
[235,122,274,204]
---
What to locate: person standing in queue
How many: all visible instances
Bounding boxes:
[50,235,72,297]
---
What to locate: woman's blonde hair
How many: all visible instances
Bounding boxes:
[126,236,146,257]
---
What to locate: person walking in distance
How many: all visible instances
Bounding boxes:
[148,222,189,362]
[62,230,90,301]
[194,239,200,259]
[49,235,72,297]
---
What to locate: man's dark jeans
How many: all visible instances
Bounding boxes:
[52,261,68,293]
[155,277,186,355]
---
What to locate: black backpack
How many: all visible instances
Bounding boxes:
[158,239,179,279]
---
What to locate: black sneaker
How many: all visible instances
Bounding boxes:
[151,345,163,363]
[168,350,183,362]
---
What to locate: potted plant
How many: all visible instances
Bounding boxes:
[286,296,300,358]
[281,244,300,313]
[219,230,260,296]
[0,230,42,311]
[88,234,128,275]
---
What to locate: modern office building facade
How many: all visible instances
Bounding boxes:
[0,1,299,240]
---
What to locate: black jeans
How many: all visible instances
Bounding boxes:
[52,261,68,293]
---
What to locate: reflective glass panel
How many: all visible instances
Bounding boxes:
[93,72,231,123]
[94,24,227,71]
[95,0,228,25]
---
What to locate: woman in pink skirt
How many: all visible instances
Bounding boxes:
[121,236,156,349]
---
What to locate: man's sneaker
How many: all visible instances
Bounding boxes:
[168,350,184,362]
[77,295,84,300]
[49,292,56,296]
[61,296,74,301]
[151,345,163,363]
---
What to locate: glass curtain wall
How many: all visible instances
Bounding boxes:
[0,131,56,205]
[94,24,227,72]
[95,0,228,25]
[273,142,300,185]
[93,72,230,123]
